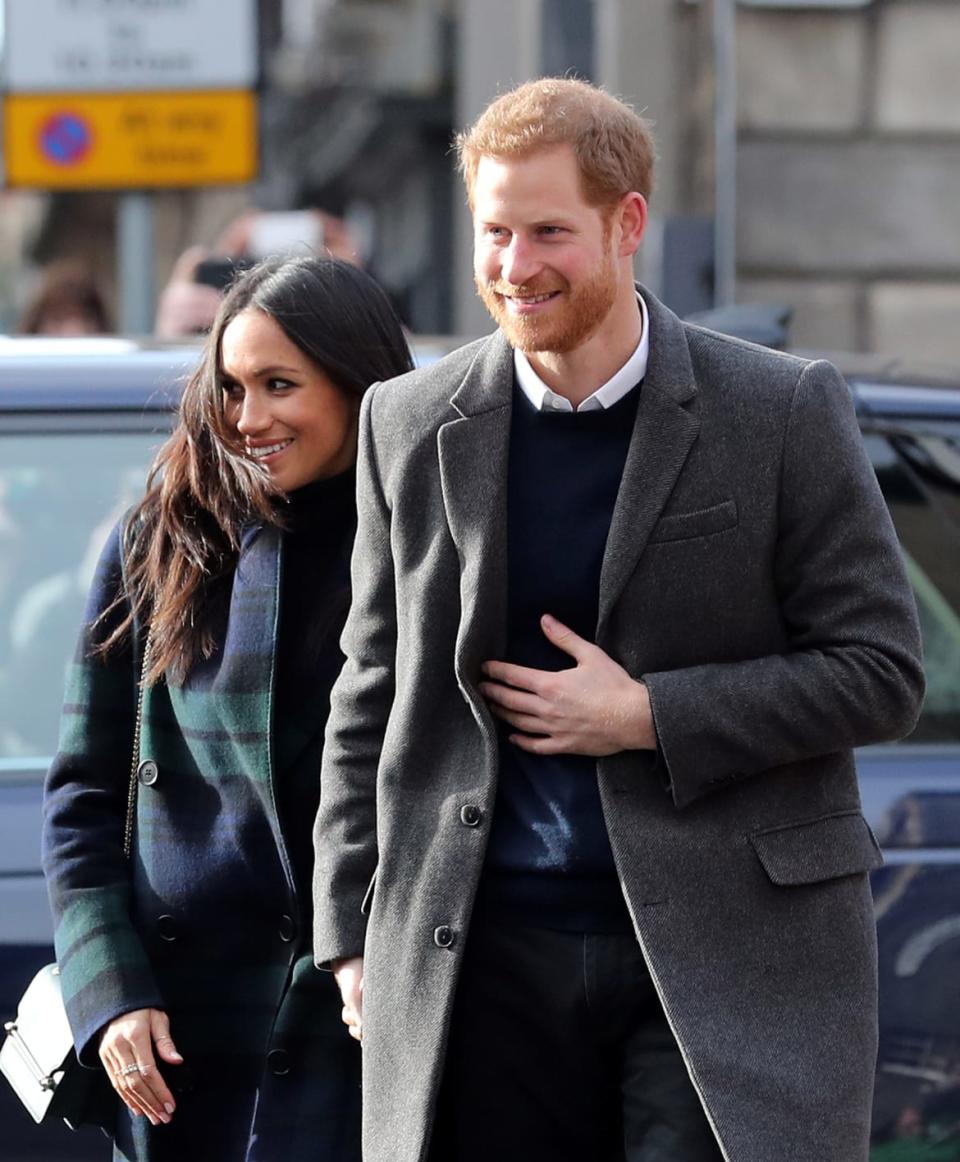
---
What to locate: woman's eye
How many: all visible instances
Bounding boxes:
[267,378,295,391]
[221,381,242,399]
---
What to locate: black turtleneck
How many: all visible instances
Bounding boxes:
[274,468,357,908]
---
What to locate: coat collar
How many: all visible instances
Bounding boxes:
[449,327,515,418]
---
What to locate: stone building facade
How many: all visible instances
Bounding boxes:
[456,0,960,364]
[735,0,960,361]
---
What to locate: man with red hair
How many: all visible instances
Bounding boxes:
[314,77,923,1162]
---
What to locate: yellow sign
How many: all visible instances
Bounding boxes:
[3,90,257,189]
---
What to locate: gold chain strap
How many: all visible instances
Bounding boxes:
[122,635,151,861]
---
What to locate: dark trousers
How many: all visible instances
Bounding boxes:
[429,920,724,1162]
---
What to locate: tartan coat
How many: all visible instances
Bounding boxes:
[42,518,360,1162]
[312,286,925,1162]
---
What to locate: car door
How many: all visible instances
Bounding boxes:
[855,390,960,1158]
[0,388,173,1158]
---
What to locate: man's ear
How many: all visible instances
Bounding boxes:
[617,193,648,258]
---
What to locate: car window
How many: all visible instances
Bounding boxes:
[0,431,159,760]
[866,432,960,744]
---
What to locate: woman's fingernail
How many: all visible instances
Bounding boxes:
[164,1103,175,1116]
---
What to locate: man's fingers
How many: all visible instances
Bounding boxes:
[489,705,550,736]
[510,731,567,755]
[539,613,593,661]
[480,681,546,717]
[334,955,364,1041]
[341,1003,362,1040]
[482,659,550,693]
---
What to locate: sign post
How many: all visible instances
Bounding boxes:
[2,0,259,332]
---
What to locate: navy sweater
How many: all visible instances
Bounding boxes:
[480,384,641,932]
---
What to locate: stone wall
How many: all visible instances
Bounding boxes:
[734,0,960,361]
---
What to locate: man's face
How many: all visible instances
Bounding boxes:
[472,145,621,354]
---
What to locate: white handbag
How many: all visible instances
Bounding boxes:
[0,962,113,1129]
[0,635,150,1131]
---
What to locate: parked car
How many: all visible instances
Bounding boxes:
[0,338,958,1159]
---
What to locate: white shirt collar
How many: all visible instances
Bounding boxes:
[513,292,649,413]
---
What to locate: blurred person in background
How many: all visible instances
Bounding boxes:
[41,255,413,1161]
[155,209,362,339]
[18,261,112,336]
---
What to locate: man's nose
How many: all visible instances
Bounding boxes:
[500,236,539,287]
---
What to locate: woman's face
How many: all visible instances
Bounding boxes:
[220,308,357,493]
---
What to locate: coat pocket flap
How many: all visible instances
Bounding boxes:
[649,499,737,544]
[749,811,882,886]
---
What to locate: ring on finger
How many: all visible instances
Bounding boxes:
[116,1062,141,1078]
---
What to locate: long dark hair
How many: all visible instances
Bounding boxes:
[103,256,413,681]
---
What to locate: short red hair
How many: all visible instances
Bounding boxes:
[455,77,656,209]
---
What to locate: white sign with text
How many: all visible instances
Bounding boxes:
[3,0,258,92]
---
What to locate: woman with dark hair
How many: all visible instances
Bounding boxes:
[41,256,413,1161]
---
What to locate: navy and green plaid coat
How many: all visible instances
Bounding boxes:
[42,516,360,1162]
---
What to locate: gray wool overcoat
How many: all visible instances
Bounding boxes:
[312,287,925,1162]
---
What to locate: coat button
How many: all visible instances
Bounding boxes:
[267,1049,290,1076]
[434,925,456,949]
[459,804,482,827]
[157,915,178,942]
[137,760,159,786]
[278,914,296,943]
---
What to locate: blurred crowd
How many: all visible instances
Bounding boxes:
[15,207,363,341]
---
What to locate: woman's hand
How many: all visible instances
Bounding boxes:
[333,956,364,1042]
[99,1008,183,1126]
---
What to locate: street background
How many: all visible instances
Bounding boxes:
[1,1,959,1159]
[0,0,958,357]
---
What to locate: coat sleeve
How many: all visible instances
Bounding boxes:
[313,384,395,966]
[643,359,926,810]
[41,520,163,1066]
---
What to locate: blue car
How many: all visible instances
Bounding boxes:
[0,340,958,1159]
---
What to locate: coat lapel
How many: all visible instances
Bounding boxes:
[437,330,514,704]
[597,290,700,639]
[165,520,280,786]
